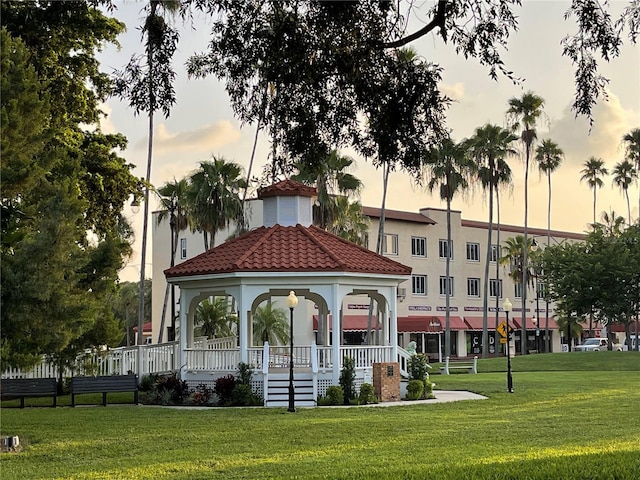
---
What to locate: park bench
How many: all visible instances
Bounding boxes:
[440,356,478,375]
[0,378,58,408]
[71,375,138,407]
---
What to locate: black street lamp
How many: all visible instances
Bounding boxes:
[165,193,178,342]
[503,298,514,393]
[285,291,298,412]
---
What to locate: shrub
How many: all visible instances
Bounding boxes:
[188,383,214,406]
[339,356,356,405]
[236,362,254,385]
[139,373,159,392]
[155,373,190,404]
[323,385,344,406]
[230,383,262,406]
[408,354,432,399]
[358,382,376,405]
[423,379,435,399]
[406,379,424,400]
[214,374,236,405]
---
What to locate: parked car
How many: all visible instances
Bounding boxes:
[622,336,639,351]
[574,338,622,352]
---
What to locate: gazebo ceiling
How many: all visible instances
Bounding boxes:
[165,224,412,278]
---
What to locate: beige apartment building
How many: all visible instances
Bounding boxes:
[151,199,585,360]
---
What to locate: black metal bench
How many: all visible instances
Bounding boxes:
[71,375,138,407]
[1,378,58,408]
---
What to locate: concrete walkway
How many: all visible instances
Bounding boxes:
[333,390,488,408]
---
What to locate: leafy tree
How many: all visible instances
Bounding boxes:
[329,196,369,247]
[580,157,609,225]
[1,3,140,369]
[536,139,564,238]
[543,223,640,350]
[467,124,517,357]
[611,160,638,225]
[424,138,476,358]
[110,281,152,347]
[622,128,640,222]
[194,298,234,339]
[252,303,290,346]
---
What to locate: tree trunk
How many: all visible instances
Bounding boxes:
[546,171,551,352]
[521,146,530,355]
[445,195,452,359]
[482,178,494,360]
[494,187,501,357]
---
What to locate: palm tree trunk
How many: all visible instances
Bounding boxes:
[625,189,631,225]
[521,149,530,356]
[494,187,501,357]
[546,171,551,352]
[445,195,452,359]
[482,180,494,360]
[593,187,597,225]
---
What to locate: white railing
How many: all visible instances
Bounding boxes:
[396,347,411,378]
[340,346,393,368]
[194,336,237,350]
[267,345,311,367]
[184,348,239,371]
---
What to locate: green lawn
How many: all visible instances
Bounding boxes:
[2,352,639,479]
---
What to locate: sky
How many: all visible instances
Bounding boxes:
[97,1,640,283]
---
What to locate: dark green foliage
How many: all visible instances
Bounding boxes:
[339,356,356,404]
[320,385,344,406]
[214,374,236,405]
[230,384,262,406]
[1,3,140,369]
[139,373,160,392]
[406,379,424,400]
[236,362,254,386]
[408,354,431,383]
[358,382,376,405]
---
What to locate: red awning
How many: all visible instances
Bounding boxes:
[398,315,466,332]
[464,317,497,331]
[312,315,380,332]
[133,321,153,333]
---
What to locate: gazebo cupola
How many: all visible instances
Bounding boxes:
[257,180,317,227]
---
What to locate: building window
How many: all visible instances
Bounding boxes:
[489,279,503,298]
[180,238,187,259]
[466,242,480,262]
[439,239,453,259]
[514,282,522,299]
[411,237,427,257]
[412,275,427,295]
[537,281,546,299]
[467,278,480,297]
[439,276,454,296]
[490,244,500,262]
[383,234,398,255]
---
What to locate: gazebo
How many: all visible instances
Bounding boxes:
[165,180,412,406]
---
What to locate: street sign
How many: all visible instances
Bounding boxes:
[499,337,507,344]
[497,321,508,338]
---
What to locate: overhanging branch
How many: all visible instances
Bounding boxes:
[383,0,448,48]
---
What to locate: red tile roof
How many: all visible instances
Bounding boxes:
[361,206,436,225]
[165,224,412,278]
[257,179,317,199]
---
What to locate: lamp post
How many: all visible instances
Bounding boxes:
[164,192,178,341]
[285,291,298,412]
[532,316,540,353]
[503,298,514,393]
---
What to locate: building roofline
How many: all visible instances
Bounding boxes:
[361,206,436,224]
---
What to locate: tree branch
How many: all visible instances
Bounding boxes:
[383,0,448,48]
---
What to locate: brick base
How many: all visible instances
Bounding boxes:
[372,362,400,402]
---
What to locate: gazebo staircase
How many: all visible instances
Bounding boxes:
[264,369,315,408]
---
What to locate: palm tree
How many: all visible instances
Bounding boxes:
[252,303,290,346]
[195,298,234,339]
[467,124,518,357]
[612,160,638,225]
[329,196,369,246]
[622,128,640,223]
[535,138,563,351]
[506,91,545,355]
[499,235,538,288]
[292,150,363,230]
[188,157,247,251]
[113,0,180,347]
[580,157,609,225]
[423,138,476,359]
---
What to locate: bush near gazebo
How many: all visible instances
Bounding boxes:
[408,354,435,400]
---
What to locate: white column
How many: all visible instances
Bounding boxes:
[331,285,341,385]
[178,289,188,377]
[238,287,248,363]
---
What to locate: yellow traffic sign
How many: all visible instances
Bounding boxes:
[499,337,507,344]
[497,321,508,338]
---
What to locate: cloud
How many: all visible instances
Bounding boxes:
[440,82,465,102]
[134,121,242,154]
[548,90,638,168]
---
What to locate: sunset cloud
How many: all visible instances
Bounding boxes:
[134,121,242,154]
